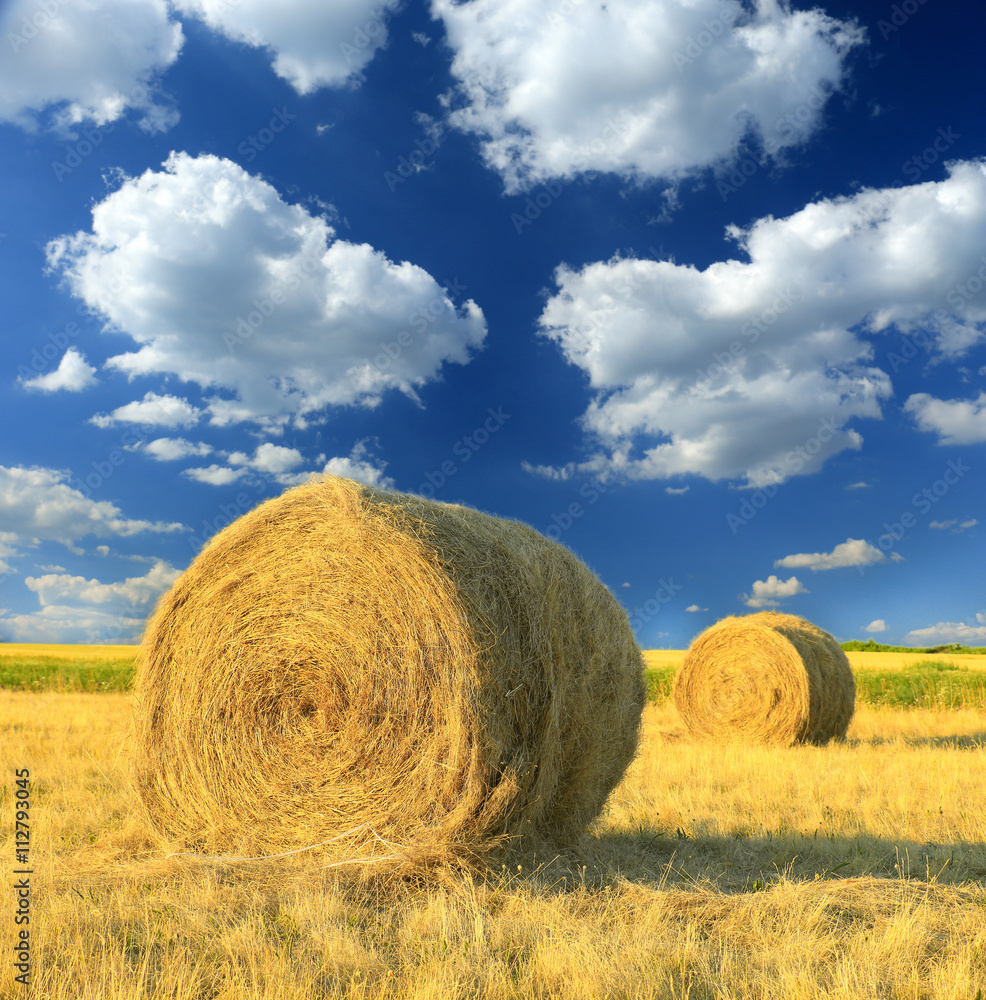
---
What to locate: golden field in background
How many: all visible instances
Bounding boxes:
[3,642,983,671]
[0,642,140,659]
[644,649,986,672]
[1,681,984,998]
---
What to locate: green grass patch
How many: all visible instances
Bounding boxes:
[644,660,986,710]
[841,640,986,654]
[5,655,984,710]
[854,661,986,710]
[0,655,135,692]
[644,666,676,703]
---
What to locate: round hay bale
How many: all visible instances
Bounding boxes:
[670,611,855,746]
[132,475,645,866]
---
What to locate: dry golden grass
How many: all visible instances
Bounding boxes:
[2,687,984,999]
[844,651,986,672]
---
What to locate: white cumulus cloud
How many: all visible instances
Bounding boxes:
[91,392,203,429]
[141,437,213,461]
[229,442,305,475]
[319,441,395,489]
[534,161,986,485]
[433,0,864,193]
[0,559,180,643]
[864,619,887,633]
[46,152,487,431]
[182,464,248,486]
[0,465,183,550]
[172,0,396,93]
[929,518,977,532]
[1,0,182,133]
[26,559,180,609]
[904,622,986,646]
[905,392,986,445]
[775,538,886,571]
[743,574,808,608]
[19,348,97,392]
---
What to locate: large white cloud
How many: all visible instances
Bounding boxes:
[433,0,864,193]
[1,0,182,133]
[534,160,986,486]
[171,0,397,92]
[0,465,183,553]
[25,559,180,609]
[0,559,180,644]
[0,604,146,644]
[46,152,487,431]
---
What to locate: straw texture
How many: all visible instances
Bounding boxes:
[671,611,855,746]
[131,476,645,868]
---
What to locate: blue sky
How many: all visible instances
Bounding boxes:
[1,0,984,649]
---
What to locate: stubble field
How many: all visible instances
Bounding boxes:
[0,646,984,998]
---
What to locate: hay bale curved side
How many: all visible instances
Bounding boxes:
[670,611,855,745]
[131,476,645,864]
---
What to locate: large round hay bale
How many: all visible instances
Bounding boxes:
[132,475,645,866]
[671,611,855,746]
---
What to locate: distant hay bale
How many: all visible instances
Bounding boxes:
[131,475,645,868]
[671,612,855,746]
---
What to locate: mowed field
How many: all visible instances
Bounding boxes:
[1,645,984,998]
